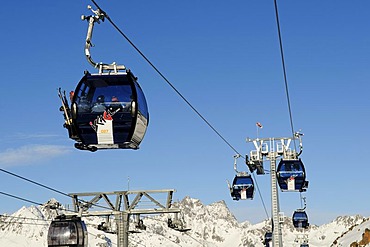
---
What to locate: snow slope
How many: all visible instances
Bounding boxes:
[0,197,368,247]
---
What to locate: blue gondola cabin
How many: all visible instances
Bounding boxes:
[293,210,309,229]
[230,174,254,200]
[276,159,308,192]
[59,70,149,152]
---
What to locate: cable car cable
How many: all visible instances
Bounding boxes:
[184,232,206,246]
[88,0,240,155]
[0,168,119,213]
[0,168,70,198]
[1,214,51,222]
[0,190,83,216]
[88,0,271,221]
[0,215,51,227]
[127,238,146,247]
[0,191,43,207]
[273,2,310,222]
[251,173,269,219]
[232,156,269,218]
[273,0,297,151]
[139,216,190,246]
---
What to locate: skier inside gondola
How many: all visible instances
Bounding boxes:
[108,96,124,113]
[91,95,106,113]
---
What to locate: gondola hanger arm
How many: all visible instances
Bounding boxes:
[233,154,241,173]
[81,5,125,73]
[294,131,304,156]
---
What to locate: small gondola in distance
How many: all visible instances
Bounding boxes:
[264,231,272,246]
[276,158,308,192]
[62,70,149,152]
[47,215,88,247]
[292,210,310,229]
[230,174,254,200]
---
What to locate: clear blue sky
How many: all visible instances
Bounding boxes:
[0,0,369,226]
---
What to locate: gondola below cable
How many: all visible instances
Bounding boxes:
[276,158,308,192]
[58,6,149,151]
[60,70,149,151]
[47,215,88,247]
[292,210,309,229]
[229,173,254,200]
[264,232,272,247]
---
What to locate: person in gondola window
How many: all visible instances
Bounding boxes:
[91,95,106,113]
[69,91,75,101]
[108,96,123,113]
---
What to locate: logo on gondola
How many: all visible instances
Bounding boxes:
[287,176,296,191]
[89,109,120,144]
[89,111,114,133]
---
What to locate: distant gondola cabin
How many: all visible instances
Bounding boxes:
[264,232,272,246]
[230,174,254,200]
[292,210,309,229]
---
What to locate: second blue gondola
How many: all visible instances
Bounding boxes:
[276,158,308,192]
[230,174,254,200]
[292,210,309,229]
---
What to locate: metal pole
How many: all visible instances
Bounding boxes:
[247,135,303,247]
[117,212,129,247]
[117,212,124,247]
[123,213,129,247]
[270,155,283,247]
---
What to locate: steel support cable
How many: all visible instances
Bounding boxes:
[0,168,117,212]
[251,172,269,219]
[0,192,59,226]
[184,232,207,247]
[89,0,239,155]
[138,217,190,246]
[0,191,43,207]
[0,192,55,221]
[0,221,49,226]
[0,190,82,216]
[89,0,271,221]
[273,0,297,151]
[0,215,49,226]
[236,155,269,219]
[0,168,70,198]
[1,215,51,221]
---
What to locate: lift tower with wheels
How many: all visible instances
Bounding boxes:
[246,132,305,247]
[66,189,184,247]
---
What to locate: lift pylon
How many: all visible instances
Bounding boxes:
[67,189,182,247]
[246,133,305,247]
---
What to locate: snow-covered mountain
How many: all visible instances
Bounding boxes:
[0,197,369,247]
